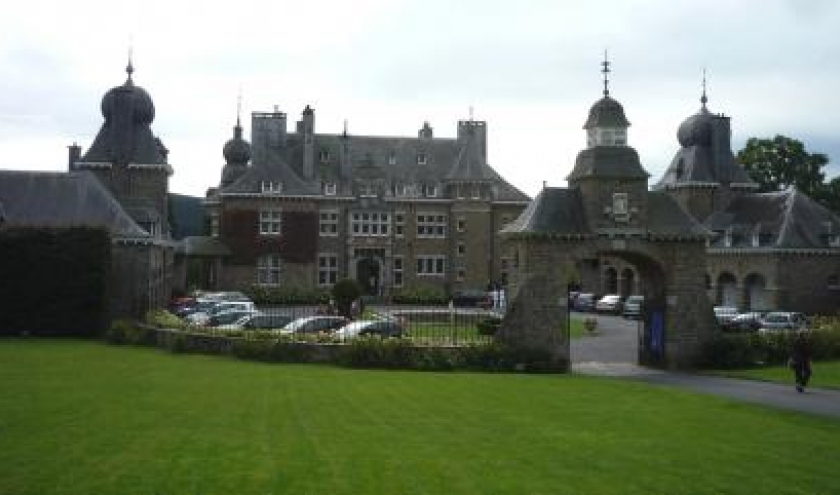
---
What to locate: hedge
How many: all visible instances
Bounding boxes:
[0,227,110,337]
[697,328,840,369]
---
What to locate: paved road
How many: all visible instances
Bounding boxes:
[571,312,840,420]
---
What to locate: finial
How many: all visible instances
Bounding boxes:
[700,67,708,109]
[343,119,348,138]
[601,49,611,97]
[236,86,242,127]
[126,45,134,82]
[469,105,474,121]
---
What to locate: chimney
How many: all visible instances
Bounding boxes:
[68,142,82,171]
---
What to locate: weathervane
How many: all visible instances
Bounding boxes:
[601,49,611,97]
[126,42,134,81]
[701,67,708,109]
[236,86,243,127]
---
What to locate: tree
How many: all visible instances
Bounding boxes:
[737,135,829,197]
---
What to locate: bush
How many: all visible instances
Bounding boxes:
[697,329,840,369]
[392,286,449,305]
[245,286,330,305]
[476,316,502,336]
[332,279,362,317]
[145,309,184,329]
[104,319,155,346]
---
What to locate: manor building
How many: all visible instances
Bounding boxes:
[198,107,530,297]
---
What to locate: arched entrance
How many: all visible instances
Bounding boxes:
[620,267,635,297]
[744,273,767,311]
[356,258,381,296]
[717,272,738,307]
[603,267,618,294]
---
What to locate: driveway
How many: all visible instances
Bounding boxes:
[571,311,641,364]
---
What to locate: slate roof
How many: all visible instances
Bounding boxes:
[221,124,529,203]
[705,188,840,249]
[178,236,232,256]
[567,146,650,182]
[0,170,148,238]
[501,187,707,238]
[169,193,206,240]
[655,106,755,189]
[584,96,630,129]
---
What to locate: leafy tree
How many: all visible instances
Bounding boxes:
[737,135,829,197]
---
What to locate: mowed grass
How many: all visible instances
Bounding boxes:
[1,341,839,495]
[716,361,840,389]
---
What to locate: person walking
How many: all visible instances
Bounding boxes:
[790,330,813,393]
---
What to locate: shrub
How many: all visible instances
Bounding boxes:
[104,319,155,346]
[245,286,330,305]
[392,286,448,305]
[145,309,184,329]
[697,328,840,369]
[476,316,502,336]
[332,279,362,317]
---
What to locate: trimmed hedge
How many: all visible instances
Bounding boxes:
[245,286,330,305]
[392,286,449,305]
[697,328,840,369]
[0,227,110,337]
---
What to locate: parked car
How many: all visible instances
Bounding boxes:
[723,312,765,332]
[217,313,294,331]
[573,293,596,312]
[622,295,644,319]
[451,290,492,309]
[713,306,739,326]
[595,294,623,314]
[207,309,259,327]
[333,319,404,340]
[759,312,808,333]
[280,315,349,335]
[187,300,257,325]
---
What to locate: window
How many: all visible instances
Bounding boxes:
[425,184,439,198]
[359,183,376,198]
[456,267,466,282]
[388,152,396,166]
[318,150,331,163]
[318,254,338,286]
[319,209,339,236]
[612,193,629,221]
[209,212,220,237]
[351,212,390,237]
[323,182,337,196]
[261,180,282,194]
[456,217,466,233]
[828,275,840,290]
[395,212,405,237]
[457,242,465,256]
[416,213,447,238]
[256,255,282,285]
[471,184,481,199]
[417,153,427,165]
[393,256,404,288]
[259,209,282,235]
[416,255,446,276]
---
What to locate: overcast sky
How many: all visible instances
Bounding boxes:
[2,0,839,198]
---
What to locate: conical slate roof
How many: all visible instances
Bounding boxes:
[583,96,630,129]
[445,126,496,182]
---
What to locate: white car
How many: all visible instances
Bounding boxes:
[333,319,404,340]
[595,294,623,314]
[187,300,256,325]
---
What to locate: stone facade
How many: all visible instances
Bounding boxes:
[197,108,529,297]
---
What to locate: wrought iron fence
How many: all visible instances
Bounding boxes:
[186,303,500,346]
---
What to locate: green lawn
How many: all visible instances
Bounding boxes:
[2,340,839,495]
[716,361,840,389]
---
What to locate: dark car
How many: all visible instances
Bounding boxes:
[240,313,294,330]
[573,293,596,312]
[451,290,492,309]
[723,312,764,332]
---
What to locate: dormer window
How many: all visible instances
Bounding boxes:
[388,152,397,166]
[724,227,733,248]
[425,184,439,198]
[261,181,282,194]
[416,153,427,165]
[359,183,376,198]
[323,182,337,196]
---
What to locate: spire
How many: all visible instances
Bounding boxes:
[236,87,242,128]
[469,105,474,121]
[601,49,611,97]
[700,67,708,109]
[342,119,348,138]
[126,46,134,84]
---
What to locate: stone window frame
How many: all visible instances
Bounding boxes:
[317,253,339,287]
[318,149,331,163]
[393,256,404,288]
[256,255,282,286]
[351,211,390,237]
[394,211,405,237]
[259,209,282,236]
[358,183,377,198]
[416,255,446,276]
[457,242,465,257]
[319,209,339,237]
[416,213,447,238]
[388,151,397,166]
[260,180,282,194]
[323,182,337,196]
[456,266,466,282]
[416,152,427,165]
[456,217,466,233]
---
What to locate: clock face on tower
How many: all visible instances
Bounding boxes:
[613,192,629,222]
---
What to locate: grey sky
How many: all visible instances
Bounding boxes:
[1,0,839,197]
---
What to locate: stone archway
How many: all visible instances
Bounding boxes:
[603,267,618,294]
[717,272,738,307]
[744,273,767,311]
[356,258,381,296]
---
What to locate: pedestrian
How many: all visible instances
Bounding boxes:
[790,330,813,393]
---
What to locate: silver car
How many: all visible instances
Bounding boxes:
[759,312,807,333]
